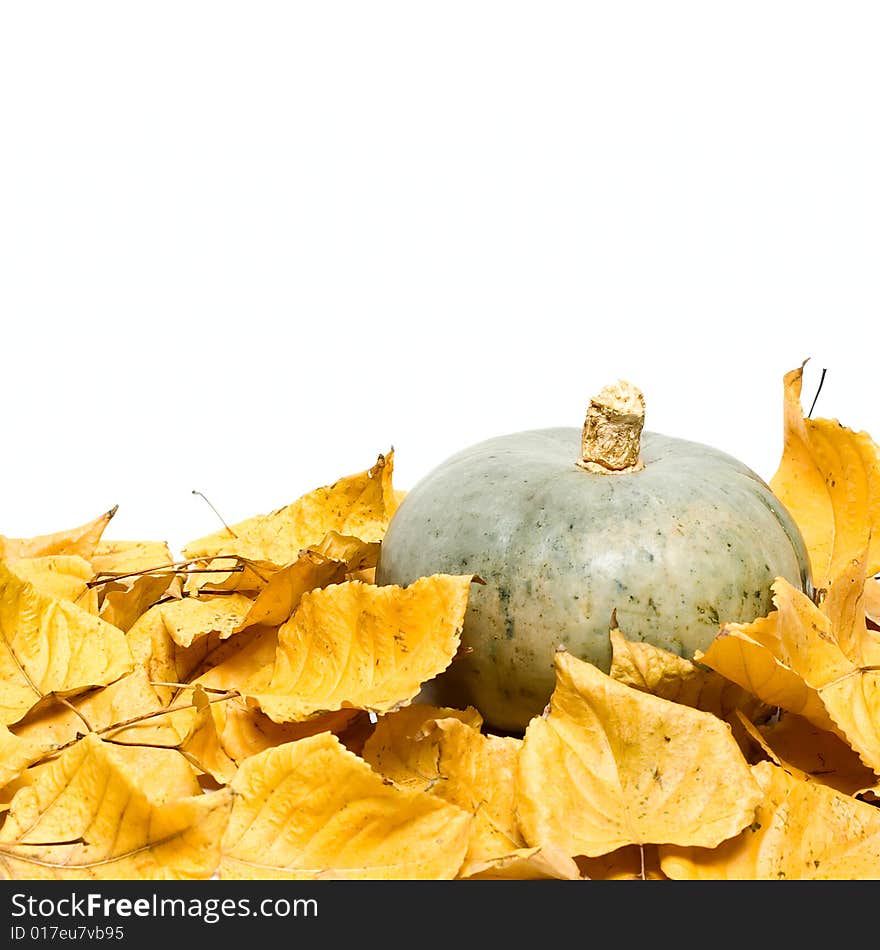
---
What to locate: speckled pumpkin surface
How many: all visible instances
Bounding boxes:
[376,426,812,733]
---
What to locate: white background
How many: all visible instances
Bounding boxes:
[1,2,877,555]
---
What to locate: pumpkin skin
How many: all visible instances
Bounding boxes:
[376,426,812,733]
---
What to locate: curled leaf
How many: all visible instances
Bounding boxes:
[183,453,399,573]
[246,575,473,723]
[770,363,880,586]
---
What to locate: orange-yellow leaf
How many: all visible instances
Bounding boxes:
[517,651,762,858]
[219,732,472,879]
[743,711,877,797]
[609,627,767,723]
[773,564,880,772]
[769,363,880,586]
[9,556,98,613]
[0,561,132,725]
[182,453,399,572]
[12,668,179,750]
[697,610,840,734]
[0,507,117,562]
[363,712,580,880]
[126,596,255,705]
[361,703,484,787]
[152,595,254,649]
[89,539,179,632]
[187,626,279,697]
[0,733,230,879]
[246,575,472,723]
[660,760,880,879]
[205,697,358,765]
[865,578,880,626]
[0,723,50,791]
[233,550,347,631]
[176,687,238,785]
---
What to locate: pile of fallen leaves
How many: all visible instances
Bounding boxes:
[1,363,880,880]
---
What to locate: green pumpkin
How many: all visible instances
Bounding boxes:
[376,382,812,733]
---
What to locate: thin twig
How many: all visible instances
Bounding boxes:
[54,695,95,733]
[807,367,828,418]
[192,490,239,538]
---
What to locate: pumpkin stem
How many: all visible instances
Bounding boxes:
[577,380,645,474]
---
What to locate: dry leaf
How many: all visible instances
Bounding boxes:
[0,723,51,791]
[609,626,768,724]
[12,668,179,751]
[220,732,472,879]
[233,550,347,631]
[517,651,763,857]
[205,697,358,765]
[9,556,98,613]
[697,609,840,734]
[775,562,880,771]
[246,575,473,723]
[361,703,484,787]
[182,453,398,573]
[0,507,117,562]
[0,561,132,725]
[89,539,179,632]
[176,686,238,785]
[660,760,880,879]
[126,596,255,705]
[770,363,880,586]
[364,710,580,879]
[0,733,230,879]
[741,711,877,797]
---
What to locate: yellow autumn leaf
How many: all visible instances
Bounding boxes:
[90,539,176,576]
[89,539,179,632]
[126,595,255,705]
[361,703,484,787]
[0,507,117,562]
[771,564,880,772]
[246,574,473,723]
[704,564,880,770]
[233,549,348,631]
[12,668,179,751]
[0,723,51,791]
[151,595,255,649]
[0,561,132,725]
[864,578,880,625]
[220,731,472,879]
[517,651,763,858]
[175,686,238,785]
[187,625,279,695]
[363,709,580,880]
[660,760,880,879]
[9,556,98,614]
[204,697,358,765]
[0,732,231,879]
[182,452,399,572]
[609,627,768,723]
[770,363,880,586]
[697,609,840,734]
[739,710,877,798]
